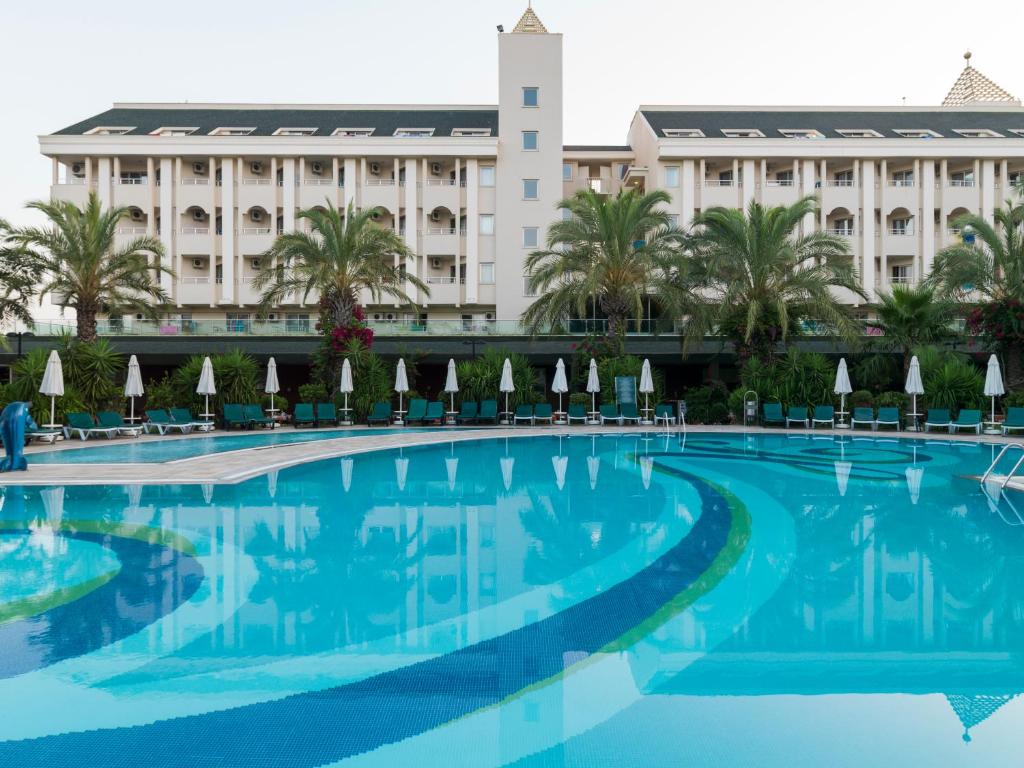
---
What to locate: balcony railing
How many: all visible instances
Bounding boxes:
[765,179,795,187]
[703,179,734,187]
[181,178,209,186]
[826,179,855,187]
[890,274,912,284]
[425,276,466,285]
[116,226,147,234]
[304,178,334,185]
[117,177,148,185]
[425,227,457,235]
[826,228,856,236]
[242,178,273,185]
[948,179,976,187]
[180,227,210,235]
[239,227,272,235]
[887,227,914,236]
[179,277,210,285]
[424,178,458,187]
[365,178,396,186]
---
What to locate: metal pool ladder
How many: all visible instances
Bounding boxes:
[980,443,1024,489]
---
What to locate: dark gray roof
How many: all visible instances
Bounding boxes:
[563,144,633,152]
[641,109,1024,138]
[54,107,499,137]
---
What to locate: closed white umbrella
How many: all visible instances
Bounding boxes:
[265,357,280,414]
[499,357,515,423]
[394,359,409,424]
[444,358,459,414]
[340,358,354,421]
[640,359,654,424]
[395,456,409,492]
[266,468,279,499]
[124,355,144,423]
[445,456,459,491]
[586,358,600,423]
[201,483,214,505]
[39,350,64,427]
[834,358,852,429]
[587,455,601,490]
[40,486,64,525]
[552,358,569,419]
[197,356,216,418]
[834,461,852,497]
[124,483,143,509]
[340,457,353,492]
[639,455,654,490]
[552,455,568,491]
[984,354,1005,432]
[905,465,924,505]
[500,456,515,491]
[905,356,925,431]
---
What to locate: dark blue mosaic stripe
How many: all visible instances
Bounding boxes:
[0,531,204,679]
[0,468,734,768]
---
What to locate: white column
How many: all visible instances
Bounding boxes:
[861,160,876,299]
[801,159,816,234]
[282,159,296,232]
[51,158,59,185]
[209,157,218,306]
[454,158,462,307]
[465,158,479,304]
[878,160,887,289]
[819,160,828,230]
[404,159,419,304]
[332,157,340,206]
[742,159,756,210]
[343,158,357,210]
[921,160,936,280]
[1000,159,1009,200]
[732,158,741,206]
[359,158,368,210]
[112,157,121,195]
[981,159,996,224]
[84,157,93,190]
[220,158,235,304]
[158,158,174,295]
[680,160,695,227]
[97,157,112,209]
[146,158,156,235]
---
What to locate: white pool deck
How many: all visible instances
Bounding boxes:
[4,423,1024,488]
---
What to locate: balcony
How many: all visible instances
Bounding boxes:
[300,178,339,208]
[238,227,275,254]
[51,181,93,207]
[178,227,213,253]
[422,178,460,212]
[701,180,739,208]
[178,178,213,209]
[422,228,458,255]
[177,277,213,305]
[362,179,398,212]
[422,276,464,305]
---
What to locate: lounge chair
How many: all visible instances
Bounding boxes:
[924,408,951,433]
[26,420,61,443]
[96,410,144,437]
[455,401,478,424]
[65,412,119,441]
[222,404,249,430]
[567,403,588,425]
[762,402,785,427]
[146,408,194,435]
[950,409,982,434]
[599,404,620,425]
[654,403,676,426]
[1003,407,1024,435]
[244,404,275,429]
[367,402,392,426]
[479,400,499,425]
[786,406,809,428]
[170,408,215,432]
[404,398,428,425]
[316,402,339,427]
[620,403,641,425]
[810,405,834,429]
[513,404,535,425]
[875,407,901,431]
[293,403,317,428]
[533,403,554,424]
[851,407,875,430]
[424,401,445,425]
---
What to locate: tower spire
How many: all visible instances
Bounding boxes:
[942,52,1019,106]
[513,3,548,33]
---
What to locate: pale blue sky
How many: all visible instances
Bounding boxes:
[3,0,1021,224]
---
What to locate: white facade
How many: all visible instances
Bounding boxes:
[37,6,1024,331]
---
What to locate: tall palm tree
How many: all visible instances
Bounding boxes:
[869,284,958,377]
[254,201,427,329]
[1,193,168,342]
[521,188,692,350]
[0,218,40,330]
[930,198,1024,384]
[683,196,864,363]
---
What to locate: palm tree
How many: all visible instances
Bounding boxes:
[930,198,1024,384]
[1,193,168,342]
[683,196,864,363]
[521,188,692,350]
[254,201,427,330]
[869,284,958,377]
[0,218,40,329]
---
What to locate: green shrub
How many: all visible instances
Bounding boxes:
[60,338,125,412]
[7,348,87,424]
[596,355,665,407]
[849,389,874,407]
[298,382,329,404]
[569,392,590,407]
[144,375,177,410]
[852,354,900,393]
[875,391,908,411]
[683,383,731,424]
[261,393,289,413]
[1004,391,1024,408]
[734,350,837,411]
[456,349,539,408]
[914,346,984,412]
[172,350,260,413]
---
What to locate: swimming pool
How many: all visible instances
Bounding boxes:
[28,427,440,464]
[1,432,1021,766]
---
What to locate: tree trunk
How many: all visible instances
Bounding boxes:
[326,289,358,330]
[76,304,98,343]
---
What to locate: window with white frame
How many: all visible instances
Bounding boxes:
[891,169,914,187]
[562,162,573,181]
[953,128,1002,138]
[1009,129,1024,138]
[393,128,435,138]
[663,128,704,138]
[721,128,765,138]
[522,87,539,107]
[479,214,494,235]
[479,166,495,187]
[950,170,976,186]
[210,127,256,136]
[779,129,824,139]
[891,265,911,284]
[833,169,855,186]
[523,179,539,199]
[832,217,854,235]
[665,166,680,187]
[522,131,539,151]
[773,170,794,187]
[836,129,883,139]
[332,128,375,137]
[152,127,198,136]
[480,263,495,284]
[889,217,912,235]
[894,129,941,139]
[451,128,491,137]
[85,126,134,135]
[522,227,539,248]
[273,127,317,136]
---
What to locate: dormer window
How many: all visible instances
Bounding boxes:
[85,126,134,135]
[210,127,256,136]
[836,129,883,138]
[663,128,705,138]
[1009,129,1024,138]
[151,127,198,136]
[332,128,375,137]
[393,128,435,138]
[895,129,941,139]
[273,127,317,136]
[779,129,824,139]
[721,128,765,138]
[451,128,491,137]
[954,128,1003,138]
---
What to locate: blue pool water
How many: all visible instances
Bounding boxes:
[1,432,1022,766]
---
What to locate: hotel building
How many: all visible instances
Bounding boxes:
[37,6,1024,336]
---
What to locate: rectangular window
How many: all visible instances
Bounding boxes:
[393,128,435,138]
[451,128,491,137]
[953,128,1002,138]
[523,179,539,199]
[209,127,256,136]
[85,126,134,135]
[480,263,495,284]
[833,170,855,186]
[891,169,914,187]
[226,313,251,333]
[332,128,375,137]
[832,217,854,235]
[562,162,573,181]
[950,170,975,186]
[479,214,495,235]
[889,217,912,235]
[779,129,824,139]
[894,129,941,139]
[152,127,198,137]
[522,87,539,107]
[718,170,734,185]
[273,127,317,136]
[522,227,539,248]
[773,170,794,187]
[721,128,765,138]
[286,313,310,333]
[522,131,539,151]
[479,166,495,187]
[891,265,911,284]
[665,166,680,187]
[836,129,883,139]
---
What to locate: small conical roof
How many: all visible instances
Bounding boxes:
[513,4,548,33]
[942,52,1019,106]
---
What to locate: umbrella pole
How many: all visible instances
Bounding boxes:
[205,394,209,418]
[130,396,135,423]
[50,395,55,427]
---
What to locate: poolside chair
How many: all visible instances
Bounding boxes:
[599,404,620,425]
[293,403,317,428]
[950,409,982,434]
[222,404,249,430]
[455,401,478,424]
[424,401,446,425]
[786,406,809,428]
[96,410,144,438]
[146,408,194,435]
[850,408,876,430]
[367,401,392,426]
[567,403,588,425]
[875,407,901,431]
[25,418,61,443]
[1003,407,1024,435]
[654,403,676,426]
[924,408,951,433]
[170,407,215,432]
[244,404,275,429]
[810,405,834,429]
[533,403,554,425]
[404,398,428,425]
[65,412,120,441]
[316,402,340,427]
[479,400,499,425]
[762,403,785,427]
[620,403,641,425]
[513,404,535,425]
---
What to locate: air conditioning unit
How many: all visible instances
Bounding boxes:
[430,257,443,269]
[267,312,277,321]
[130,208,144,222]
[250,209,264,222]
[192,258,205,269]
[250,161,264,175]
[369,162,382,176]
[485,312,495,321]
[373,313,382,321]
[430,210,444,222]
[192,209,206,222]
[192,162,206,175]
[251,258,262,269]
[71,162,85,176]
[430,162,442,175]
[310,161,324,175]
[385,313,395,321]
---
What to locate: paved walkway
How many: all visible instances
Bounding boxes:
[4,424,1022,487]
